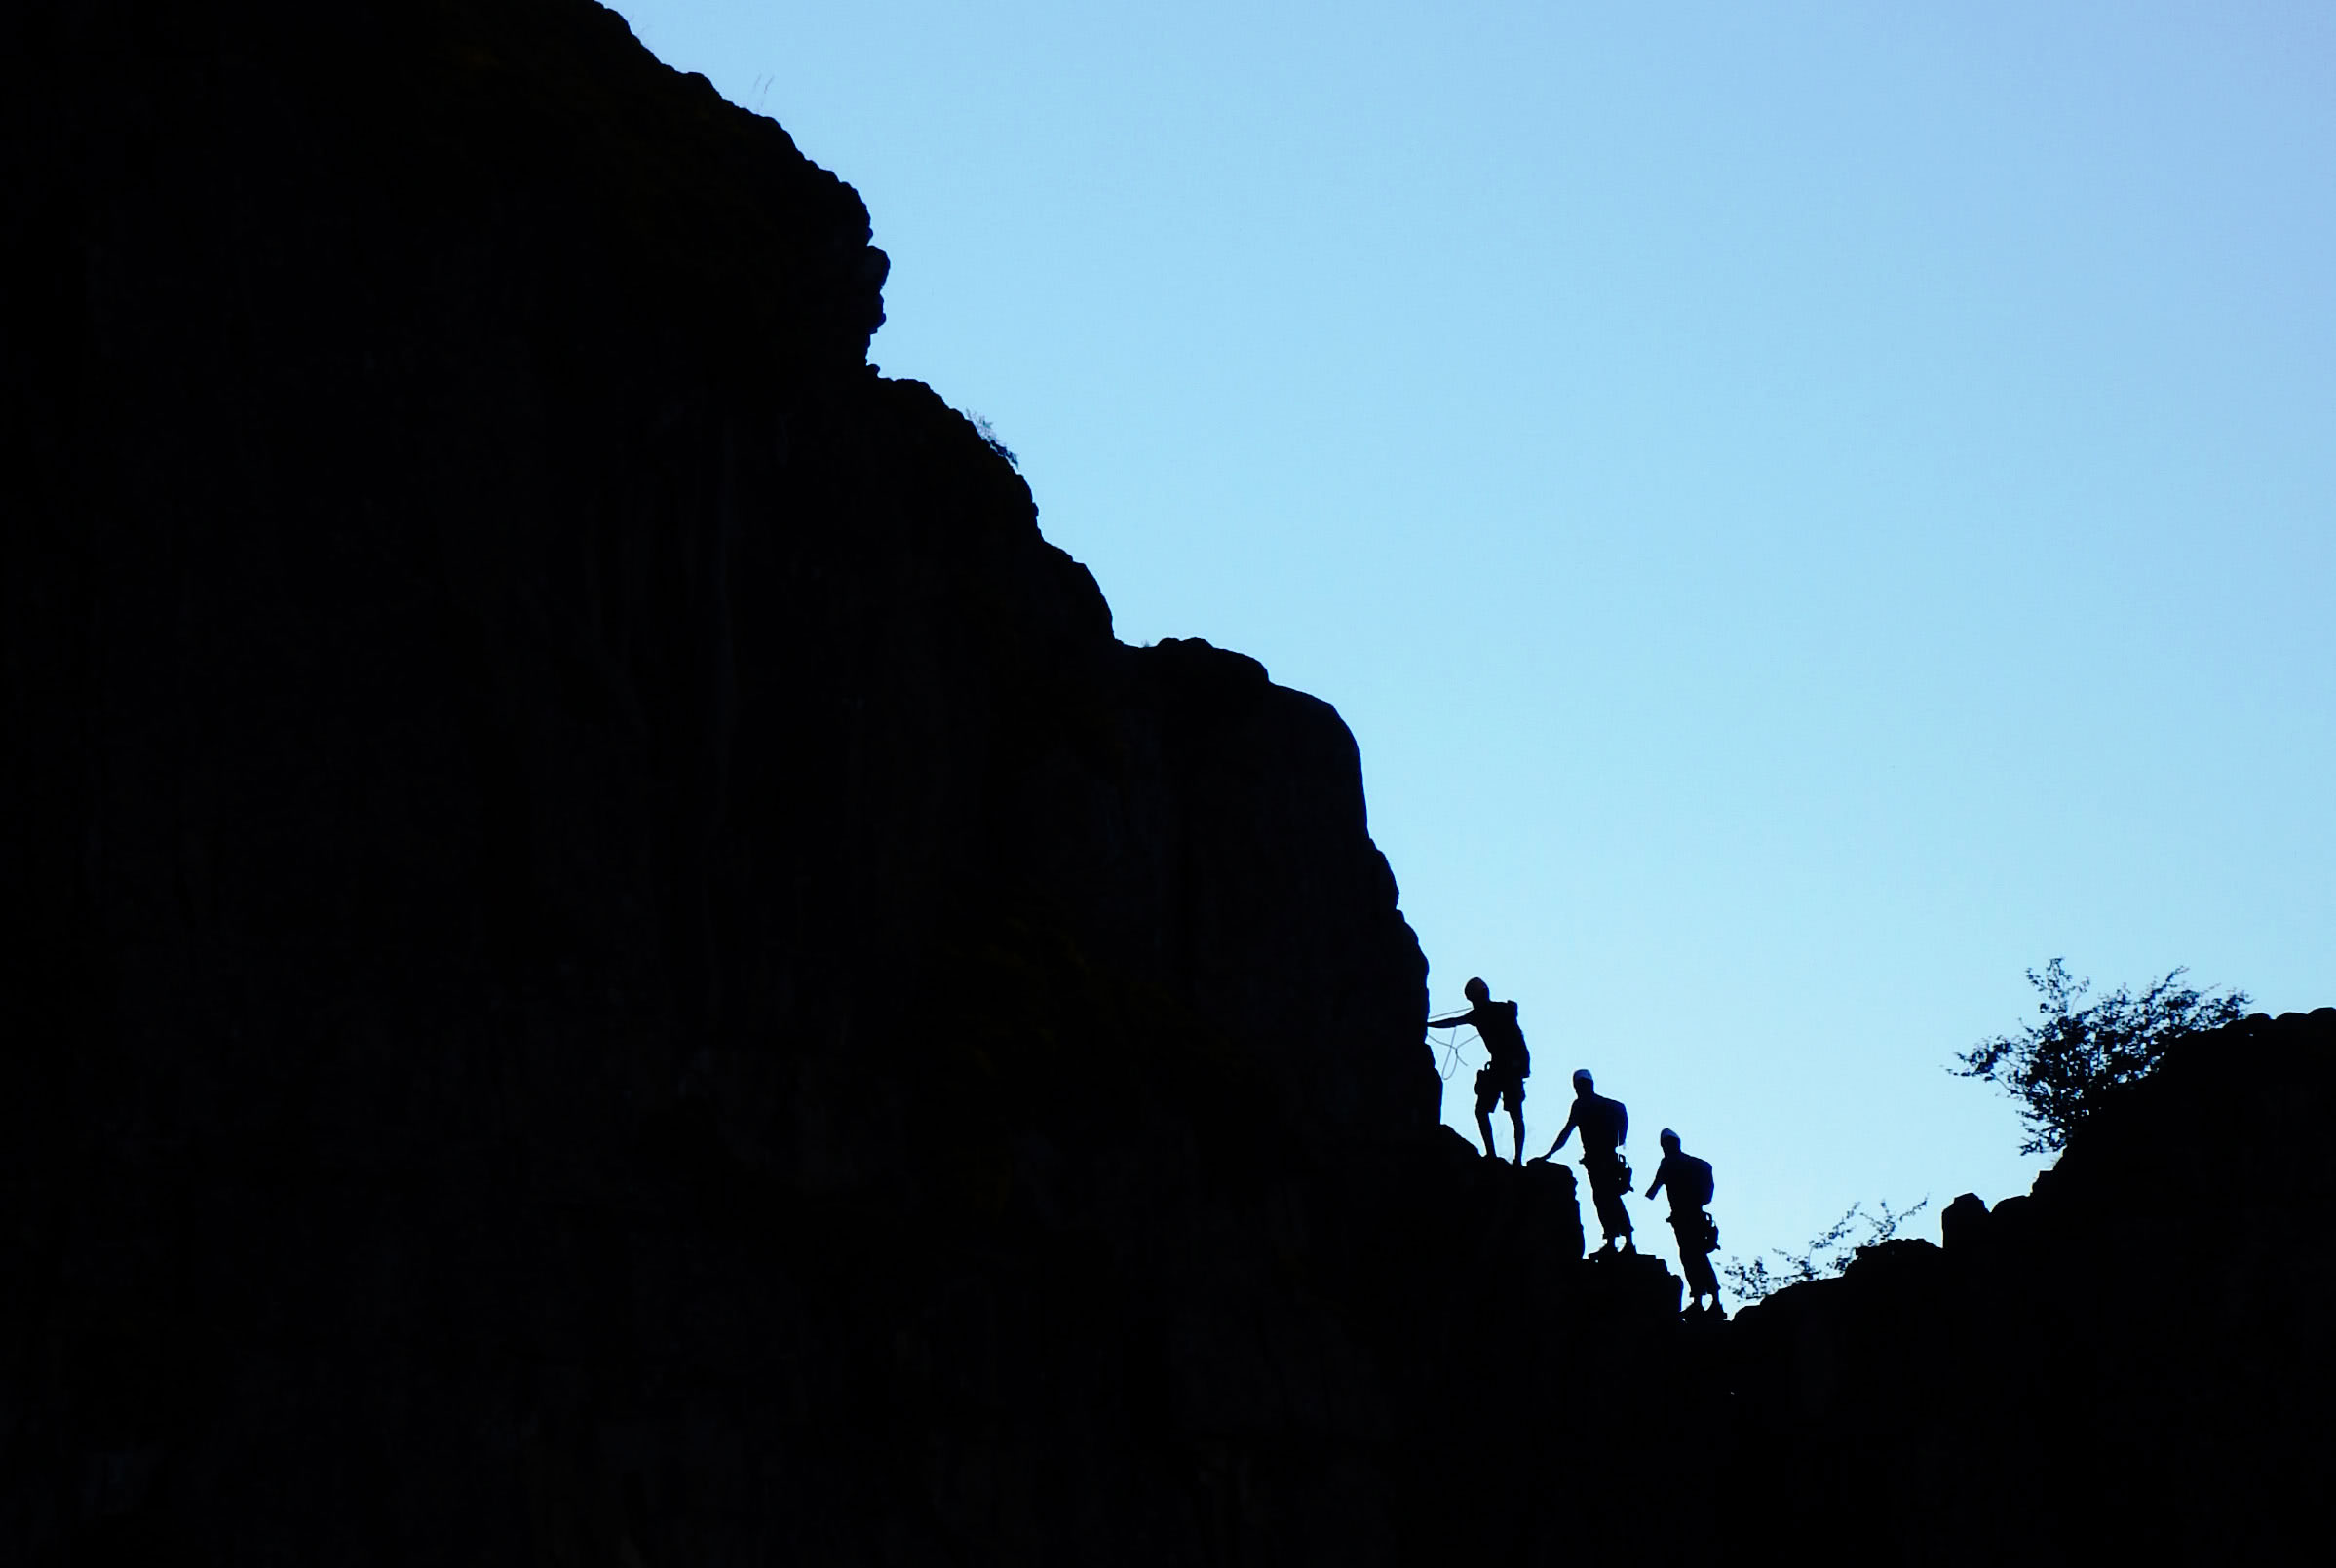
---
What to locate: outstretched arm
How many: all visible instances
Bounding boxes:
[1540,1107,1579,1161]
[1425,1008,1477,1032]
[1644,1168,1666,1201]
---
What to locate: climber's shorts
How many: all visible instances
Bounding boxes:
[1474,1067,1524,1116]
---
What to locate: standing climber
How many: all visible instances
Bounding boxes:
[1543,1070,1633,1251]
[1646,1128,1721,1313]
[1427,977,1530,1165]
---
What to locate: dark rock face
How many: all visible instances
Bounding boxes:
[0,4,1442,1561]
[1719,1007,2336,1565]
[3,4,2328,1564]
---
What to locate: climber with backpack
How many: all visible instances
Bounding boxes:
[1645,1128,1722,1314]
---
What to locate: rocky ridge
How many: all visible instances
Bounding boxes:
[2,3,2327,1563]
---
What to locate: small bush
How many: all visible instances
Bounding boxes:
[1722,1196,1930,1304]
[970,412,1019,470]
[1954,959,2247,1156]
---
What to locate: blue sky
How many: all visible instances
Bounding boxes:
[612,1,2334,1273]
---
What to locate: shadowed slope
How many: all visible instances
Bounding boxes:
[1,4,2327,1565]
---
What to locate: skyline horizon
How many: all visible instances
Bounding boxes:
[612,0,2335,1278]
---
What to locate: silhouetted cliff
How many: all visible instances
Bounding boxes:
[3,4,2327,1564]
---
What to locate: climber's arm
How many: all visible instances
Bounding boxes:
[1541,1108,1579,1161]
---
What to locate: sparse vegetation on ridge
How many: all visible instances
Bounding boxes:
[1721,1195,1931,1303]
[1956,959,2249,1155]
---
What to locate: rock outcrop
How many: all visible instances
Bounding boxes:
[3,4,2327,1564]
[1719,1005,2336,1564]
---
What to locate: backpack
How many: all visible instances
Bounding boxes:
[1679,1155,1714,1208]
[1494,1001,1528,1080]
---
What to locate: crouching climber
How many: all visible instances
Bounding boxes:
[1646,1128,1721,1314]
[1428,977,1530,1165]
[1544,1069,1633,1251]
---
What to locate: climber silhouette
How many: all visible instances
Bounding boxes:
[1543,1070,1633,1250]
[1646,1128,1721,1313]
[1427,977,1529,1164]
